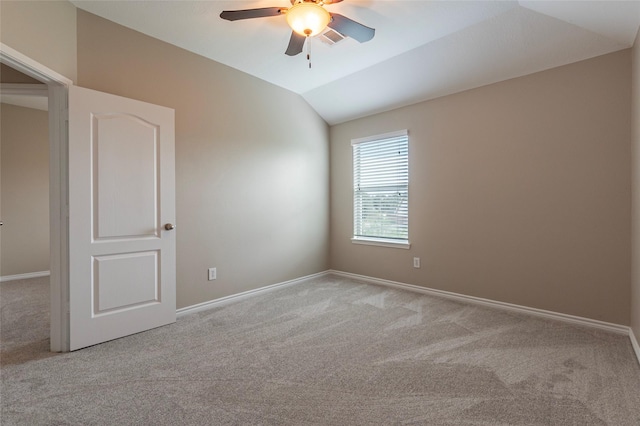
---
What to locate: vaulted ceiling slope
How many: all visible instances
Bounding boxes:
[72,1,640,125]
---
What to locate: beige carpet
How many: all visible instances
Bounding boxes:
[1,275,640,425]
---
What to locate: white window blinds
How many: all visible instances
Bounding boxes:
[352,130,409,243]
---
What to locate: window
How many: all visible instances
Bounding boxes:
[352,130,409,249]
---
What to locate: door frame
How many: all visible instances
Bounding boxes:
[0,43,72,352]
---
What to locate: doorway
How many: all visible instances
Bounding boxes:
[1,43,177,352]
[0,43,71,352]
[0,71,51,354]
[1,65,50,281]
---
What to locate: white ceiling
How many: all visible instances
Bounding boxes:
[71,1,640,125]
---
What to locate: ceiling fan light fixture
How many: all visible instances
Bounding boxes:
[286,2,331,37]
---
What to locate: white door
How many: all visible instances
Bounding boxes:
[68,86,176,351]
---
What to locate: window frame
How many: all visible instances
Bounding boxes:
[351,129,410,250]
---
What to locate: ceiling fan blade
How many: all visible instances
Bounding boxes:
[285,31,306,56]
[328,13,375,43]
[323,0,344,3]
[220,7,285,21]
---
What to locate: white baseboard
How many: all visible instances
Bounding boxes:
[177,271,330,317]
[630,329,640,367]
[175,268,640,367]
[0,270,50,282]
[330,270,630,336]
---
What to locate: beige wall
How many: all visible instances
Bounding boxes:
[77,11,330,309]
[1,64,41,83]
[0,106,2,276]
[631,30,640,345]
[0,103,50,276]
[331,50,632,325]
[0,0,77,82]
[0,2,634,332]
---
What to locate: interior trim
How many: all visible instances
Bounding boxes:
[176,270,330,317]
[176,267,639,366]
[331,270,640,366]
[330,270,630,335]
[0,83,48,96]
[351,237,410,249]
[0,43,72,86]
[0,270,51,282]
[631,329,640,367]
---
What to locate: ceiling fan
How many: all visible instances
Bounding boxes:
[220,0,375,57]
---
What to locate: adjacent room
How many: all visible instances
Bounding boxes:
[1,0,640,424]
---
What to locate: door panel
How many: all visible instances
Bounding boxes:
[93,251,159,313]
[69,85,175,351]
[94,113,159,239]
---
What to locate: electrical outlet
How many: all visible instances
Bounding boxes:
[208,267,217,281]
[413,257,421,268]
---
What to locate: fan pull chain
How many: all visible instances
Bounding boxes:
[307,35,312,69]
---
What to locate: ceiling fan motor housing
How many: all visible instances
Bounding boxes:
[286,1,331,37]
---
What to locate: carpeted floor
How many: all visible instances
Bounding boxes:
[1,275,640,425]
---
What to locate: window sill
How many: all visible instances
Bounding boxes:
[351,237,411,250]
